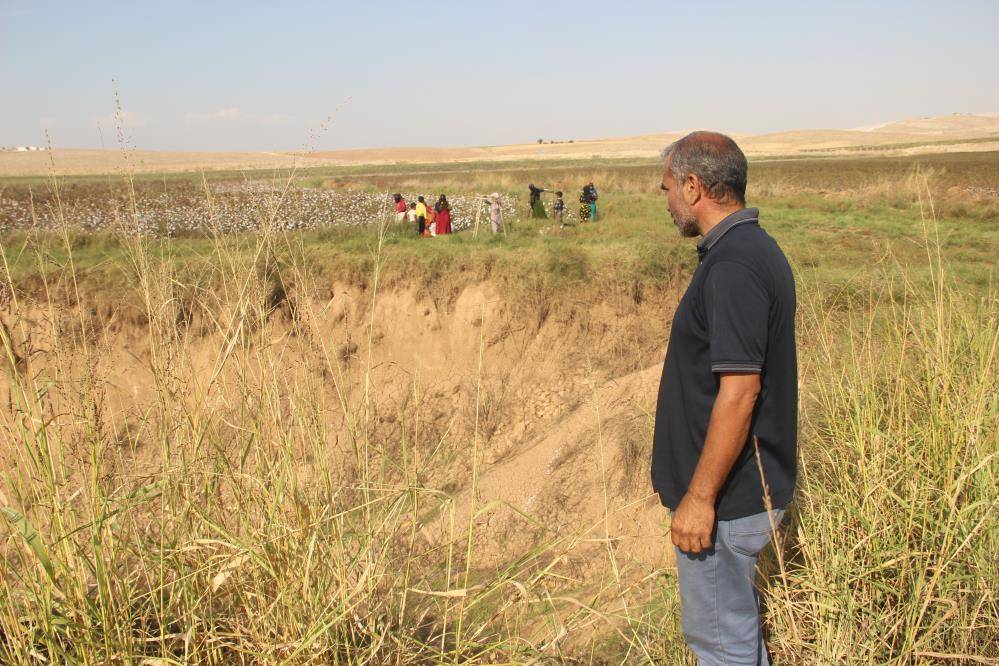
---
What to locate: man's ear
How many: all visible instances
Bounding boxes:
[682,173,702,206]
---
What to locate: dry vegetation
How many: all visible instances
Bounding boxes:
[3,112,998,177]
[0,150,996,663]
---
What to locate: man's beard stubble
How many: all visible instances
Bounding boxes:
[672,211,700,238]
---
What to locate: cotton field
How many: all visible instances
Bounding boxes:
[0,181,520,236]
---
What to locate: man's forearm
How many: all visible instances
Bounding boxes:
[687,378,760,504]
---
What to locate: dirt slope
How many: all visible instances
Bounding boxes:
[0,278,677,592]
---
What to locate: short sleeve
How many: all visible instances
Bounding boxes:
[703,261,770,373]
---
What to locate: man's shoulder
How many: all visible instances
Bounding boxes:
[704,226,792,289]
[714,224,788,264]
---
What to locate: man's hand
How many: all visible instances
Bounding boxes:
[671,492,716,554]
[670,373,760,554]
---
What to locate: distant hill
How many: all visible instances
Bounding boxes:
[861,113,999,136]
[3,113,999,177]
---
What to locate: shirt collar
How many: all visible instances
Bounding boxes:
[696,207,759,258]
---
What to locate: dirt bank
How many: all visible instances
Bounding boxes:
[1,276,680,595]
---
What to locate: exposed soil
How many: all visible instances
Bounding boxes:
[1,277,681,596]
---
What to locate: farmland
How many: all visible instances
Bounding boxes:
[0,180,516,236]
[0,150,997,663]
[3,112,999,177]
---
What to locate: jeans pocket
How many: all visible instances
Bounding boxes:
[726,509,784,557]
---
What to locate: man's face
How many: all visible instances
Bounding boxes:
[661,162,699,237]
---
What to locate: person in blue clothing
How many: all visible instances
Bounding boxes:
[582,181,599,221]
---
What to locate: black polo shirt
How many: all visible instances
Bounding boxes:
[651,208,797,520]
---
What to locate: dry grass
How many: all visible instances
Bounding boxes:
[0,155,996,663]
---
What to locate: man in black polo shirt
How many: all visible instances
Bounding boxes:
[651,131,797,665]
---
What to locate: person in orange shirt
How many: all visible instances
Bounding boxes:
[426,203,437,236]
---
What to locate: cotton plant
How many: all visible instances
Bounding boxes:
[0,183,520,237]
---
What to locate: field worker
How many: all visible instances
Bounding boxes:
[528,183,549,218]
[415,196,428,236]
[435,194,453,234]
[408,201,417,227]
[393,193,408,223]
[578,187,591,222]
[426,201,437,236]
[553,191,566,227]
[488,193,503,233]
[583,181,599,221]
[651,132,797,665]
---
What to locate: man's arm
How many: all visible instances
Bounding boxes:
[671,372,760,554]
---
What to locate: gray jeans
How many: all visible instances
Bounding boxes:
[673,508,785,665]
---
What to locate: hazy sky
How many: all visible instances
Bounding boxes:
[3,0,998,151]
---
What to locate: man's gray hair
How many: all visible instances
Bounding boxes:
[661,131,748,205]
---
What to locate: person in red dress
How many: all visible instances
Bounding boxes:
[393,193,408,223]
[434,194,453,234]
